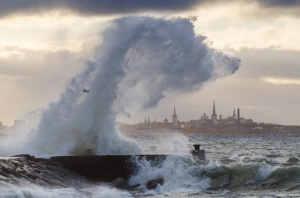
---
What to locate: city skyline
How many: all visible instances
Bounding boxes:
[0,97,295,127]
[140,101,252,125]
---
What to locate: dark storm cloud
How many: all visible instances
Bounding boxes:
[0,0,206,18]
[0,0,299,18]
[253,0,300,18]
[257,0,300,7]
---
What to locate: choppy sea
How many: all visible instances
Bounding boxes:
[1,134,300,198]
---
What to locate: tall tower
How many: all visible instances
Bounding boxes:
[144,117,147,124]
[211,100,218,125]
[237,108,240,128]
[172,107,178,125]
[233,108,236,119]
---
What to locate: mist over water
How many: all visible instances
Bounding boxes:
[0,16,240,156]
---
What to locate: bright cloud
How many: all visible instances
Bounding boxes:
[262,77,300,85]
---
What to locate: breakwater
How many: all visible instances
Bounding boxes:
[50,155,168,182]
[3,147,204,184]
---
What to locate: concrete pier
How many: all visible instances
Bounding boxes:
[50,155,167,182]
[12,146,205,182]
[50,151,204,182]
[191,144,205,161]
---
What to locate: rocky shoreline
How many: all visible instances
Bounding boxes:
[0,155,89,188]
[0,155,164,193]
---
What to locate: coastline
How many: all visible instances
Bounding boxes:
[119,127,300,136]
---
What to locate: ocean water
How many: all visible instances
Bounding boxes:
[128,134,300,197]
[1,134,300,197]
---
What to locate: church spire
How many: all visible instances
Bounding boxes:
[172,106,178,125]
[212,100,217,116]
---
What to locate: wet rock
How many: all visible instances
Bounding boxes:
[0,170,9,178]
[12,154,35,160]
[23,165,39,180]
[9,160,23,166]
[0,161,15,174]
[4,161,16,169]
[19,173,34,182]
[285,184,300,191]
[50,162,62,167]
[45,165,60,172]
[35,178,50,187]
[111,177,132,190]
[33,168,41,173]
[8,174,20,185]
[0,157,89,188]
[34,163,45,169]
[38,175,56,186]
[131,183,140,189]
[15,167,24,174]
[284,157,300,166]
[146,178,164,190]
[0,175,10,182]
[26,170,39,180]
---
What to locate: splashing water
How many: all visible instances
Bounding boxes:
[0,182,131,198]
[0,16,240,156]
[129,155,211,194]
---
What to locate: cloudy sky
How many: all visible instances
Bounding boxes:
[0,0,299,126]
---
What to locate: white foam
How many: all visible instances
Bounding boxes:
[0,182,132,198]
[89,186,132,198]
[257,163,279,180]
[129,155,211,194]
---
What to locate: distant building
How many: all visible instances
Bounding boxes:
[240,118,247,124]
[211,100,218,125]
[247,119,254,123]
[172,107,178,126]
[201,113,208,120]
[227,109,237,120]
[164,118,168,123]
[222,108,237,125]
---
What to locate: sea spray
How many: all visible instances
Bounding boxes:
[256,163,279,180]
[129,155,211,193]
[0,16,240,156]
